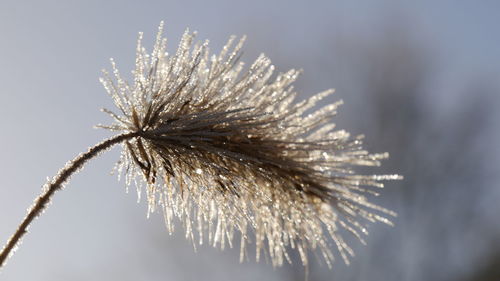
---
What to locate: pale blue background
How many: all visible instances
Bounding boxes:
[0,1,499,280]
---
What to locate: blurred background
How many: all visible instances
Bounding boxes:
[0,1,499,280]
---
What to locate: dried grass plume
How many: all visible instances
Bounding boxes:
[0,22,401,271]
[99,22,401,268]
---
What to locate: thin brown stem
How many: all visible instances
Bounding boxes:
[0,132,138,269]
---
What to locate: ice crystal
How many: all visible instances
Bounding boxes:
[99,22,401,268]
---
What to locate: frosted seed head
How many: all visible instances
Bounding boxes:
[100,23,401,268]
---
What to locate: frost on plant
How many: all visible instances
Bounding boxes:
[99,22,401,268]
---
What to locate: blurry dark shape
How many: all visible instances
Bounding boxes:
[464,250,500,281]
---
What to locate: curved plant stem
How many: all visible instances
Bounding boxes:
[0,132,138,269]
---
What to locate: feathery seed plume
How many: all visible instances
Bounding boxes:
[98,22,401,268]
